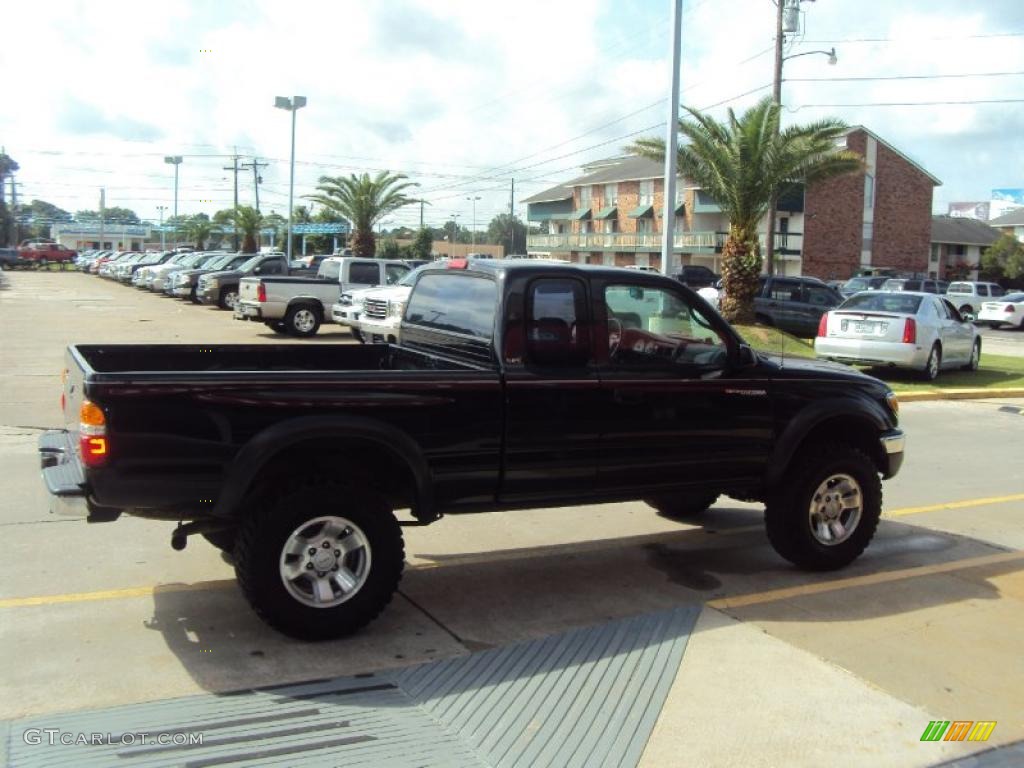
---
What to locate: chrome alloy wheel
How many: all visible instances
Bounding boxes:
[807,473,863,546]
[278,516,372,608]
[293,308,317,333]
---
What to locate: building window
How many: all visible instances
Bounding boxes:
[951,244,965,257]
[604,183,617,207]
[639,180,654,206]
[579,186,592,209]
[638,217,655,234]
[862,222,873,252]
[930,244,940,262]
[864,174,874,210]
[579,220,590,234]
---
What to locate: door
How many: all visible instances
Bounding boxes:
[500,277,602,502]
[595,280,773,494]
[802,283,842,337]
[938,298,973,363]
[763,278,804,333]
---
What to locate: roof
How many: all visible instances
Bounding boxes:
[521,184,573,204]
[930,215,1001,246]
[844,126,942,186]
[564,155,665,187]
[988,208,1024,227]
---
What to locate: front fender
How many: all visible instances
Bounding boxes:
[214,414,433,520]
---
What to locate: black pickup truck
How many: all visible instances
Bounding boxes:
[40,259,905,639]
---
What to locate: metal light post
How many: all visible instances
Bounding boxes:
[660,0,683,276]
[163,156,182,248]
[157,205,167,249]
[465,196,481,248]
[274,96,307,262]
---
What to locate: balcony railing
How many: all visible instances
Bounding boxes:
[526,231,803,253]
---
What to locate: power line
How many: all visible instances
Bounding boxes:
[787,70,1024,83]
[803,31,1024,43]
[789,98,1024,109]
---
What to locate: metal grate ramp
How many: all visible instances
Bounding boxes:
[2,606,699,768]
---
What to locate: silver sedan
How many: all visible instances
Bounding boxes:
[814,291,980,380]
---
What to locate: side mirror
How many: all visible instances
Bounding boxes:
[736,344,757,368]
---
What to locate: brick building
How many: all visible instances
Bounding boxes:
[524,126,940,280]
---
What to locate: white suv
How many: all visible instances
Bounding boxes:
[946,281,1005,320]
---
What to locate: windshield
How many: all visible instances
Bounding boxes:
[1000,293,1024,302]
[840,293,923,313]
[237,255,262,272]
[398,264,432,287]
[201,254,234,270]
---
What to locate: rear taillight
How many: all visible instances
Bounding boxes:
[902,318,917,344]
[817,314,828,337]
[79,399,108,467]
[1005,305,1015,313]
[257,283,267,302]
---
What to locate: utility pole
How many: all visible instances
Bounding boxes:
[240,157,268,213]
[660,0,682,276]
[765,0,789,276]
[157,205,167,249]
[99,188,105,252]
[224,149,240,250]
[509,178,515,256]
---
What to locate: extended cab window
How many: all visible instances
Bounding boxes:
[319,260,341,280]
[605,284,728,369]
[348,262,380,284]
[526,279,589,366]
[259,259,283,275]
[406,273,497,338]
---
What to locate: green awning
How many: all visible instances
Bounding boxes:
[571,208,592,220]
[628,205,654,218]
[594,207,617,220]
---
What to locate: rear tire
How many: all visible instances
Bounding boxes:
[921,344,941,381]
[234,479,404,640]
[645,492,719,518]
[265,321,289,335]
[765,443,881,571]
[286,304,322,337]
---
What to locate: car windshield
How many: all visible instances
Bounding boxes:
[237,255,262,271]
[881,279,905,290]
[398,264,432,287]
[840,293,923,314]
[1000,293,1024,302]
[202,254,234,270]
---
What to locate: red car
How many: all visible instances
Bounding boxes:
[17,242,77,267]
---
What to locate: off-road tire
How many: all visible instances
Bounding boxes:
[765,443,882,571]
[234,478,404,640]
[645,492,720,518]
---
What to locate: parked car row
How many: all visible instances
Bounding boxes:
[81,247,425,339]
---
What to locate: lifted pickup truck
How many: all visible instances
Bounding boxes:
[40,259,905,640]
[235,256,410,337]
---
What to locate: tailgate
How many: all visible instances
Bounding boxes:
[825,312,906,342]
[62,347,90,434]
[239,277,262,303]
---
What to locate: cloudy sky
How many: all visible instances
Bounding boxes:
[2,0,1022,232]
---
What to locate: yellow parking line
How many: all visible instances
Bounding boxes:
[707,551,1024,610]
[885,493,1024,518]
[1,493,1020,611]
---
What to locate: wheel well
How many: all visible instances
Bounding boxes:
[288,300,323,316]
[239,437,419,517]
[795,416,886,476]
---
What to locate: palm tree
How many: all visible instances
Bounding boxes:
[184,215,219,250]
[630,97,862,323]
[229,206,264,253]
[306,172,416,257]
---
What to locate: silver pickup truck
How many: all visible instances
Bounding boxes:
[235,256,410,336]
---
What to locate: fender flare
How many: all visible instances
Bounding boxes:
[764,396,891,486]
[213,414,433,520]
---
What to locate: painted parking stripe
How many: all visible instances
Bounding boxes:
[1,493,1021,610]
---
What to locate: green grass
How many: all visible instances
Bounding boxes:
[735,323,1024,394]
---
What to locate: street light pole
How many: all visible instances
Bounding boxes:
[465,196,481,248]
[660,0,683,276]
[164,156,182,248]
[449,214,461,257]
[275,96,307,262]
[157,205,167,249]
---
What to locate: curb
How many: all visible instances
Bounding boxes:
[893,388,1024,402]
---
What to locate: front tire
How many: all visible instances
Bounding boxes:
[645,492,719,518]
[218,288,239,310]
[235,480,404,640]
[765,443,882,571]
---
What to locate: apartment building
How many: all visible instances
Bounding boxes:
[524,126,940,280]
[929,216,1000,280]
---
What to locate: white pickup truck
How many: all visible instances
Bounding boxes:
[354,264,432,343]
[235,257,410,336]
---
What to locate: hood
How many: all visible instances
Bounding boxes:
[363,285,413,301]
[757,351,885,385]
[342,285,386,300]
[201,269,242,281]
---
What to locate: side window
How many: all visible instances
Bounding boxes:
[385,264,409,285]
[768,279,803,302]
[525,279,589,366]
[604,284,728,370]
[990,285,1005,297]
[977,285,989,297]
[319,260,341,280]
[940,299,962,321]
[405,274,497,338]
[805,285,837,307]
[348,262,380,285]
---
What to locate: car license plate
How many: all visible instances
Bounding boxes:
[853,321,875,334]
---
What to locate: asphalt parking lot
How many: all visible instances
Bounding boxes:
[1,269,1022,767]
